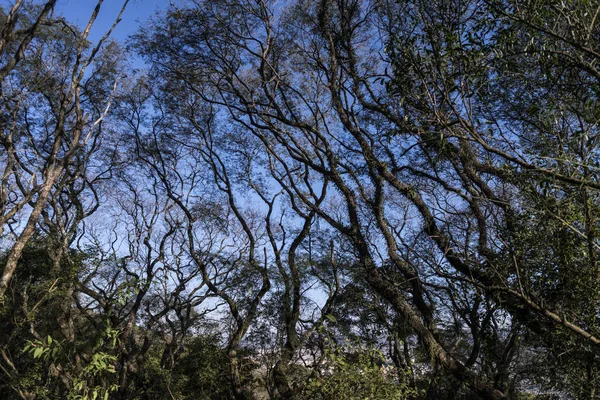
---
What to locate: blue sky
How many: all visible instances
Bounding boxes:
[54,0,172,42]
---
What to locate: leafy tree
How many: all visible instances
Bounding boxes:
[2,0,600,398]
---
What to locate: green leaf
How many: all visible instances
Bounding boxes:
[33,347,44,359]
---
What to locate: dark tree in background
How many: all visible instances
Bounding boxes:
[1,0,600,399]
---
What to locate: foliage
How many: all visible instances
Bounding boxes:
[128,335,246,400]
[301,340,419,400]
[2,0,600,399]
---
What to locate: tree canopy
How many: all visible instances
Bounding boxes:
[1,0,600,399]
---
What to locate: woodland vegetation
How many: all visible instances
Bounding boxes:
[1,0,600,398]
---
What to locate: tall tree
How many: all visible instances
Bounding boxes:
[134,0,600,397]
[0,0,129,299]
